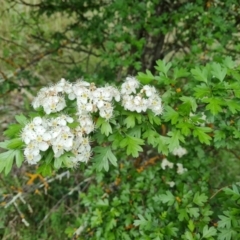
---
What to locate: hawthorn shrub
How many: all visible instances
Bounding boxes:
[1,59,240,239]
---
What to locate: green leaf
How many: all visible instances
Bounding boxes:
[217,229,236,240]
[0,150,19,175]
[15,114,28,125]
[155,60,172,76]
[225,100,240,114]
[158,191,175,206]
[163,106,179,124]
[191,67,208,83]
[15,150,24,168]
[176,122,192,136]
[123,113,142,128]
[193,127,212,145]
[194,84,211,98]
[6,138,24,149]
[214,130,226,142]
[167,130,184,152]
[108,131,124,150]
[54,156,63,169]
[0,141,11,149]
[37,163,52,177]
[178,208,189,221]
[180,96,197,112]
[147,111,161,125]
[133,214,149,228]
[93,146,117,171]
[183,231,195,240]
[203,97,223,115]
[218,214,231,229]
[124,114,135,128]
[142,129,158,146]
[188,220,195,232]
[193,192,208,206]
[187,207,200,218]
[137,70,155,84]
[96,117,112,136]
[3,124,22,138]
[211,63,227,82]
[173,67,189,79]
[43,150,54,164]
[223,57,235,69]
[156,135,169,155]
[202,225,217,239]
[120,135,144,157]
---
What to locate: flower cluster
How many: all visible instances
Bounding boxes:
[22,76,163,167]
[172,146,187,158]
[21,115,91,166]
[121,77,163,115]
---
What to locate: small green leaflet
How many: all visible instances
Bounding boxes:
[156,135,169,155]
[217,214,231,229]
[167,130,185,152]
[0,141,11,149]
[133,214,149,228]
[54,152,74,169]
[120,135,144,157]
[202,97,224,115]
[6,138,24,149]
[176,122,192,136]
[173,67,189,80]
[211,63,227,82]
[157,191,175,206]
[187,207,200,218]
[3,124,22,138]
[155,60,172,76]
[183,231,195,240]
[193,192,208,206]
[163,106,179,124]
[223,56,235,69]
[15,150,24,167]
[214,130,226,142]
[123,113,142,128]
[194,84,211,98]
[191,67,208,83]
[37,163,52,177]
[202,225,217,239]
[15,114,28,125]
[96,117,112,136]
[137,70,155,84]
[217,229,236,240]
[147,111,161,125]
[0,149,23,175]
[108,131,124,150]
[180,96,197,112]
[188,220,195,232]
[142,128,158,146]
[93,146,117,171]
[225,100,240,114]
[193,127,212,145]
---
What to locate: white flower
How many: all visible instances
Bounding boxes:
[142,85,157,97]
[121,76,140,95]
[25,152,42,165]
[166,181,175,187]
[78,115,95,134]
[161,158,174,170]
[176,163,188,174]
[172,146,187,158]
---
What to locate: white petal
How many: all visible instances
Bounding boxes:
[33,117,42,125]
[39,142,49,151]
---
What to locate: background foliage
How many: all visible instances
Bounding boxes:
[1,0,240,239]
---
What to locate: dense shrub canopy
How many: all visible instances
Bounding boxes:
[1,1,240,239]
